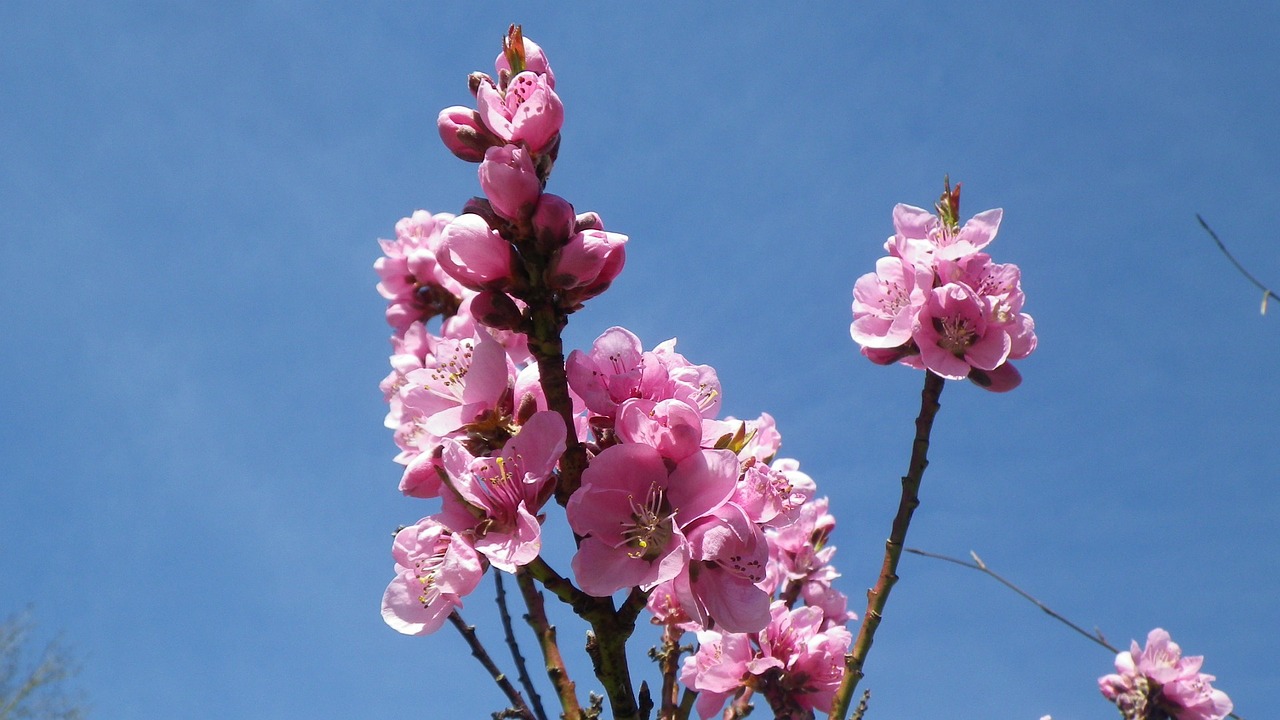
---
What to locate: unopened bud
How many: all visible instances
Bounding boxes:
[574,211,604,233]
[471,290,523,331]
[532,193,576,252]
[437,107,501,163]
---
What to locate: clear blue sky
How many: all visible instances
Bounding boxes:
[3,4,1277,718]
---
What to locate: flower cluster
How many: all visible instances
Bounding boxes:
[375,35,854,713]
[1099,629,1233,720]
[850,180,1037,391]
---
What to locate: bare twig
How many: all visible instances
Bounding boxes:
[850,690,871,720]
[448,611,536,720]
[495,572,548,720]
[515,569,583,719]
[1197,214,1278,314]
[905,548,1118,653]
[829,371,946,719]
[904,548,1246,720]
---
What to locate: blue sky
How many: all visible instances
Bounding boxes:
[3,3,1277,718]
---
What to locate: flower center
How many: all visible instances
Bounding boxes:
[624,483,675,560]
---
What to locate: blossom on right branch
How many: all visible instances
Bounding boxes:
[1098,628,1233,720]
[850,180,1036,391]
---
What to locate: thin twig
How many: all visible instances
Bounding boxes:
[722,686,754,719]
[904,548,1117,652]
[447,611,536,720]
[495,572,548,720]
[1197,214,1278,314]
[904,548,1246,720]
[515,569,583,719]
[655,626,685,720]
[849,690,870,720]
[829,371,946,719]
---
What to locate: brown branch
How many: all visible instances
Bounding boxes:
[495,572,548,720]
[448,611,536,720]
[1197,214,1278,315]
[515,569,583,720]
[830,370,946,719]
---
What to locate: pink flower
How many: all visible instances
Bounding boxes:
[437,106,502,163]
[548,228,628,302]
[565,327,666,418]
[495,34,556,89]
[381,517,485,636]
[750,603,852,716]
[731,457,815,527]
[615,398,703,462]
[566,444,738,597]
[375,210,463,333]
[679,628,754,719]
[675,503,772,633]
[475,71,563,154]
[395,331,514,466]
[478,145,541,222]
[438,214,517,292]
[678,602,852,718]
[912,282,1011,380]
[437,411,566,572]
[1099,629,1233,720]
[850,256,931,349]
[887,203,1003,266]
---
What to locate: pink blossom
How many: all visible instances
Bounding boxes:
[437,214,517,291]
[679,628,754,719]
[678,602,852,718]
[676,502,772,633]
[437,411,566,572]
[375,210,463,333]
[548,228,628,302]
[381,517,485,636]
[437,106,502,163]
[495,34,556,88]
[478,145,541,222]
[475,71,563,154]
[615,398,703,462]
[731,457,815,527]
[1099,628,1232,720]
[396,331,513,461]
[887,202,1003,266]
[565,327,666,418]
[850,256,931,349]
[566,444,738,597]
[750,603,852,716]
[912,282,1011,380]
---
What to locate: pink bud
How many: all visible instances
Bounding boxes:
[495,36,556,89]
[479,146,541,222]
[531,193,576,251]
[437,106,501,163]
[574,211,604,233]
[438,214,517,291]
[549,229,627,300]
[470,290,523,331]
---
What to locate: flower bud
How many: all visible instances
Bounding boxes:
[438,214,517,292]
[531,193,576,252]
[470,290,523,331]
[496,32,556,89]
[549,229,628,301]
[574,211,604,233]
[479,145,541,222]
[437,107,501,163]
